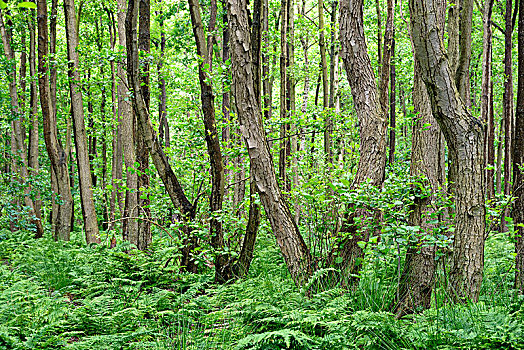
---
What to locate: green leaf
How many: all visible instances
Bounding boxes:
[356,241,367,249]
[0,0,7,9]
[18,1,37,9]
[335,256,343,264]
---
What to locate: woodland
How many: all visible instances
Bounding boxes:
[0,0,523,348]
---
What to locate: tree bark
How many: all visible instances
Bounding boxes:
[63,0,101,244]
[395,0,447,312]
[409,0,486,302]
[136,0,152,249]
[227,0,313,286]
[187,0,229,282]
[514,0,524,293]
[126,0,198,270]
[388,28,396,165]
[37,0,73,240]
[118,0,139,243]
[481,0,495,200]
[503,0,514,231]
[318,0,330,162]
[328,0,390,287]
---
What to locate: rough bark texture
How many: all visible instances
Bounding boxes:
[330,0,389,286]
[514,0,524,293]
[0,9,44,238]
[409,0,486,302]
[37,0,73,240]
[118,0,139,243]
[395,43,446,317]
[227,0,313,286]
[63,0,101,244]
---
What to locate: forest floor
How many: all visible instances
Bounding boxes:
[0,228,522,349]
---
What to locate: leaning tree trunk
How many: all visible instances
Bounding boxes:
[227,0,313,287]
[0,9,44,238]
[409,0,486,302]
[327,0,392,288]
[126,0,198,270]
[514,0,524,293]
[37,0,73,240]
[63,0,101,244]
[187,0,229,282]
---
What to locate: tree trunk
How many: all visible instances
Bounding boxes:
[328,0,390,287]
[37,0,73,240]
[409,0,486,302]
[388,30,396,165]
[0,9,44,238]
[118,0,139,243]
[227,0,313,286]
[481,0,495,200]
[318,0,330,162]
[126,0,198,270]
[63,0,101,244]
[514,0,524,293]
[28,7,42,224]
[187,0,229,282]
[279,0,291,190]
[136,0,152,249]
[503,0,514,231]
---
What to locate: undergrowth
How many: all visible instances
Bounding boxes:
[0,228,522,349]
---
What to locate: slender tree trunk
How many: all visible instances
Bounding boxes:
[376,0,382,68]
[37,0,73,240]
[409,0,486,302]
[227,0,313,286]
[318,0,330,162]
[482,0,495,200]
[503,0,514,231]
[514,0,524,293]
[28,8,42,223]
[118,0,139,243]
[279,0,291,190]
[106,7,123,226]
[388,28,396,165]
[0,9,44,238]
[187,0,229,282]
[63,0,101,244]
[136,0,152,249]
[157,12,169,148]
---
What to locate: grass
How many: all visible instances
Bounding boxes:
[0,228,522,349]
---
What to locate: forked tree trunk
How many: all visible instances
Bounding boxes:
[395,0,447,313]
[37,0,73,240]
[409,0,486,302]
[227,0,313,286]
[126,0,198,270]
[327,0,391,287]
[514,0,524,293]
[0,9,44,238]
[63,0,100,244]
